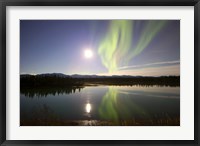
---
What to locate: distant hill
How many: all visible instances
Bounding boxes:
[20,73,180,87]
[20,73,178,79]
[21,73,69,78]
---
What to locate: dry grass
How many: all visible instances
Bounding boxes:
[21,117,179,126]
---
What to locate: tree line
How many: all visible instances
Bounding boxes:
[20,75,180,87]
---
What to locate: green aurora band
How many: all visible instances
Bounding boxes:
[98,20,167,73]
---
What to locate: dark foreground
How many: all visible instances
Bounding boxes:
[21,118,180,126]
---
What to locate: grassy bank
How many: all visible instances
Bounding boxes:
[21,117,180,126]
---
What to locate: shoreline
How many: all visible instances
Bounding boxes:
[21,118,180,126]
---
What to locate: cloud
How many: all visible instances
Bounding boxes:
[118,60,180,70]
[98,63,180,76]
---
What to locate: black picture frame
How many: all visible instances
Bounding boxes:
[0,0,199,145]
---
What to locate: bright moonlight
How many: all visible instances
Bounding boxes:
[84,49,93,58]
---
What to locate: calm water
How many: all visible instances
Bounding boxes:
[20,85,180,125]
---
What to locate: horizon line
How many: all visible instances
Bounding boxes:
[20,73,180,77]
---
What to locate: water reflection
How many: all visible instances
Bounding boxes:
[21,104,61,126]
[99,87,118,123]
[20,85,180,126]
[86,103,91,113]
[21,86,84,98]
[98,87,148,124]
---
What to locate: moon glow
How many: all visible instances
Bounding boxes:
[84,49,93,58]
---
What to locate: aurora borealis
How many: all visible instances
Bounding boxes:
[98,20,167,73]
[20,20,180,76]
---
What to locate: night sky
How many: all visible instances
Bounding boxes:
[20,20,180,76]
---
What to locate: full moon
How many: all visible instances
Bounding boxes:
[84,49,93,58]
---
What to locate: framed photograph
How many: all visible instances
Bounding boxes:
[0,0,199,145]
